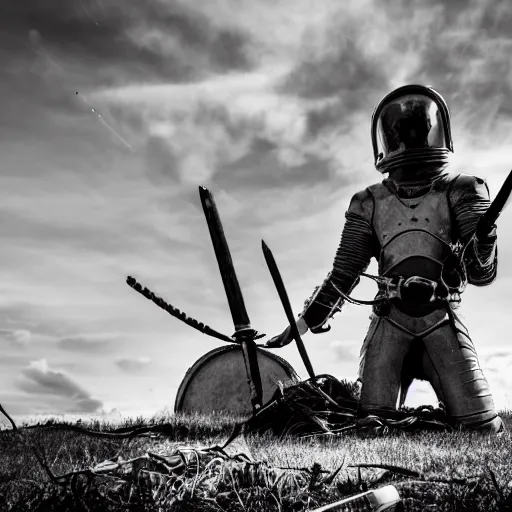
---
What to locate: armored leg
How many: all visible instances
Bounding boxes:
[358,313,415,418]
[422,308,503,433]
[359,305,503,433]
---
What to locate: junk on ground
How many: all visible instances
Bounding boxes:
[244,374,451,439]
[308,484,403,512]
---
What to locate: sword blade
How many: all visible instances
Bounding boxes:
[478,169,512,232]
[199,186,263,410]
[199,186,251,332]
[261,240,316,380]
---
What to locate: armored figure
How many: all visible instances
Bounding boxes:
[267,84,503,433]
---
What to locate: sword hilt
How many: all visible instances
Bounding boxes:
[231,327,266,341]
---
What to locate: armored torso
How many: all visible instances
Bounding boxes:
[301,170,496,330]
[368,179,454,280]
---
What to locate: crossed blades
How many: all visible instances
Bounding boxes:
[126,241,315,379]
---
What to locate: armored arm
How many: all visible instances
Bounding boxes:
[450,174,498,286]
[301,188,377,332]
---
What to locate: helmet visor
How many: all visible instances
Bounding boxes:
[374,94,448,162]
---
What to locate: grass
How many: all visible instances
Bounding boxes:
[1,410,512,511]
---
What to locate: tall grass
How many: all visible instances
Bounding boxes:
[1,410,511,511]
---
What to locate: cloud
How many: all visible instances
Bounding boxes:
[57,334,118,352]
[481,350,512,372]
[386,0,512,149]
[92,66,319,190]
[278,20,388,101]
[93,64,375,195]
[0,329,31,346]
[2,0,512,420]
[125,10,254,76]
[15,359,103,413]
[1,0,255,84]
[329,340,359,362]
[0,0,257,149]
[116,357,152,372]
[96,0,512,195]
[214,138,336,192]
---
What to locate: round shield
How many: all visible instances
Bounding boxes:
[174,345,299,415]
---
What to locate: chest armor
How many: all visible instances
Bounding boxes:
[369,182,454,278]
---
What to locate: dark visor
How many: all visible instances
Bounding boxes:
[374,94,448,161]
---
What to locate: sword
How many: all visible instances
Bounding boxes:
[199,186,264,411]
[476,169,512,237]
[455,169,512,268]
[261,240,316,380]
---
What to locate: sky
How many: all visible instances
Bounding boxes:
[1,0,512,425]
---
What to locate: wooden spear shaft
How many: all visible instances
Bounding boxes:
[262,240,316,380]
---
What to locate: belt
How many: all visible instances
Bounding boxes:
[381,275,460,304]
[331,274,461,307]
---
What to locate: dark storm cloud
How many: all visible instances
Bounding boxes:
[277,0,512,147]
[145,135,182,184]
[0,0,255,140]
[0,0,254,86]
[392,0,512,140]
[279,35,387,101]
[15,360,103,413]
[214,137,335,191]
[304,96,381,140]
[274,16,389,147]
[141,100,262,193]
[139,96,358,194]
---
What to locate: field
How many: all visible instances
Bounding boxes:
[1,410,512,511]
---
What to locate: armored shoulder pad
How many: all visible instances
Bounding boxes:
[449,173,490,205]
[346,187,374,221]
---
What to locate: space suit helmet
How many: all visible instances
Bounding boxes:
[371,85,453,174]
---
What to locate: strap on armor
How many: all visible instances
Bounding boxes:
[330,272,462,308]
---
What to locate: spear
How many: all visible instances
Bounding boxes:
[261,240,316,379]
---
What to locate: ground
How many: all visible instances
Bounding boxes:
[1,410,512,511]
